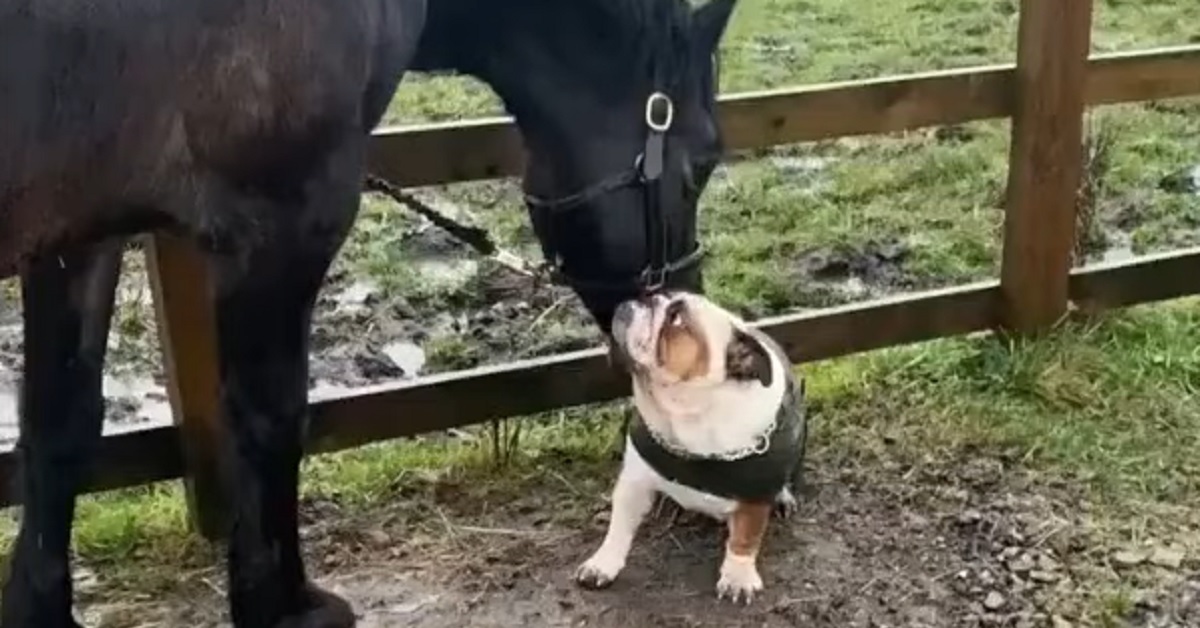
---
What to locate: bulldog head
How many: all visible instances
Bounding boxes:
[609,292,772,388]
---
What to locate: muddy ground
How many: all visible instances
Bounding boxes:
[72,451,1200,628]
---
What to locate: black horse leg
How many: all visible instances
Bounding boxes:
[1,240,124,628]
[213,155,362,628]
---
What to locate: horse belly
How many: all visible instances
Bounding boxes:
[0,7,194,276]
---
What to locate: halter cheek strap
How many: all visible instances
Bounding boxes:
[523,90,705,295]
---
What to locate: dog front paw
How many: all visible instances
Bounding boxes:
[716,559,763,604]
[774,487,799,519]
[574,552,624,590]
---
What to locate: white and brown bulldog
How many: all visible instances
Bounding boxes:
[576,291,807,603]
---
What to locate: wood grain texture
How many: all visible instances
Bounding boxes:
[999,0,1094,333]
[145,234,230,540]
[1087,46,1200,106]
[1069,247,1200,312]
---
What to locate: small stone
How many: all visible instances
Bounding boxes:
[1051,616,1073,628]
[1037,554,1061,572]
[907,513,931,528]
[984,591,1006,610]
[999,547,1022,561]
[365,529,391,547]
[905,605,939,625]
[959,509,983,524]
[1008,553,1036,573]
[1149,547,1186,569]
[1130,589,1154,607]
[1030,570,1060,583]
[1113,549,1148,567]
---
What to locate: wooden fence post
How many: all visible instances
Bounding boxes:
[145,234,230,541]
[1000,0,1094,333]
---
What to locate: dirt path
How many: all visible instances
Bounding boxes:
[75,453,1200,628]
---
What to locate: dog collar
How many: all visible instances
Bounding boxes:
[641,409,779,462]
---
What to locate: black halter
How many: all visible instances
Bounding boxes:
[524,91,706,295]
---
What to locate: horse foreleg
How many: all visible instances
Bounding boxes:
[1,239,124,628]
[209,154,362,628]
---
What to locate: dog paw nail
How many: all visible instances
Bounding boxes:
[574,565,617,590]
[717,578,762,604]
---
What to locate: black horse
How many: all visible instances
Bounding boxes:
[0,0,736,626]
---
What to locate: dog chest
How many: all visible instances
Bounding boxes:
[627,401,804,503]
[656,468,740,520]
[624,439,739,519]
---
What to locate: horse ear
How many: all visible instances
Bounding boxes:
[692,0,738,55]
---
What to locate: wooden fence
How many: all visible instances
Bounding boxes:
[4,0,1200,540]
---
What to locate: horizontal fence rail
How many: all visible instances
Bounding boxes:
[368,45,1200,188]
[3,250,1200,508]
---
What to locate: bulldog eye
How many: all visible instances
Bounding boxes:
[665,300,686,327]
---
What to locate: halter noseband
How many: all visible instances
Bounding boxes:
[523,91,706,295]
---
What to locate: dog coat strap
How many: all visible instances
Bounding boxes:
[630,374,806,502]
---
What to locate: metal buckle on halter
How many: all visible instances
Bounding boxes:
[645,92,675,132]
[640,93,673,183]
[639,265,669,294]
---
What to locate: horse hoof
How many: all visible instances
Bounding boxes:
[274,584,355,628]
[0,582,85,628]
[0,617,83,628]
[0,611,84,628]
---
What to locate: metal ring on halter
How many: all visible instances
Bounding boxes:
[645,92,674,132]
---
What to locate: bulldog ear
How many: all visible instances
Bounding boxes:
[726,328,772,388]
[692,0,738,56]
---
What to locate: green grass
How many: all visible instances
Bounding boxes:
[5,0,1200,621]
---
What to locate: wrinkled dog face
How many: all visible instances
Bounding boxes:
[610,292,772,387]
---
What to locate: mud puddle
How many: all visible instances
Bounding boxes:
[790,238,916,307]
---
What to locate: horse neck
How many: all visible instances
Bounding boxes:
[411,0,637,137]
